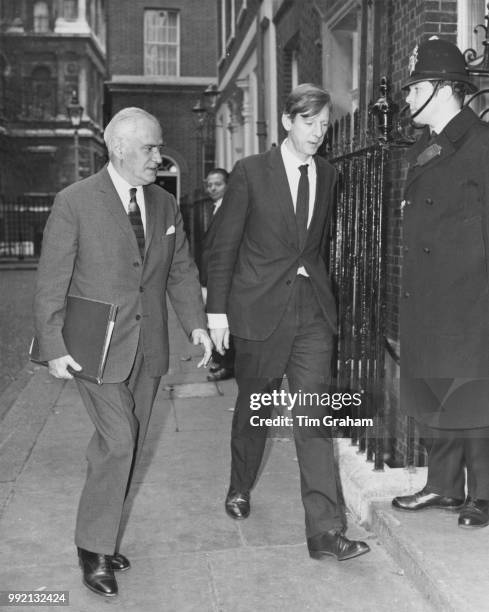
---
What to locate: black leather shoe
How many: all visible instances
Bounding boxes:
[110,552,131,572]
[307,530,370,561]
[392,488,465,511]
[458,498,489,528]
[77,547,118,597]
[209,362,221,373]
[225,488,250,519]
[207,367,234,382]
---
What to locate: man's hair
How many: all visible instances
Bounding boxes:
[283,83,332,119]
[104,107,160,155]
[206,168,229,182]
[439,80,469,107]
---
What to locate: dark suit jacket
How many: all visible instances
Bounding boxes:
[401,106,489,427]
[34,166,206,383]
[206,146,337,341]
[199,202,224,287]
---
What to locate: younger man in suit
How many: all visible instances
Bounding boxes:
[206,84,370,561]
[34,107,212,596]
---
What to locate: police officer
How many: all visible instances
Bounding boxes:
[392,37,489,528]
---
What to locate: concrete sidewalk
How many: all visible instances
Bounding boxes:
[0,305,481,611]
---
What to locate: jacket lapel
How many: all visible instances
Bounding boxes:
[268,147,298,244]
[97,167,142,259]
[143,185,159,255]
[306,157,326,239]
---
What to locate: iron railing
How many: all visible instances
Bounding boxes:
[327,104,389,471]
[0,195,53,259]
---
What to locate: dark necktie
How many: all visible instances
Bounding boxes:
[296,164,309,247]
[128,188,145,259]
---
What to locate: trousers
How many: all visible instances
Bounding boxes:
[230,276,343,537]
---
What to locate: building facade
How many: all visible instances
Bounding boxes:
[104,0,219,205]
[214,0,489,465]
[0,0,107,198]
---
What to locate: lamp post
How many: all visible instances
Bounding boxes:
[192,99,207,194]
[192,84,220,193]
[66,90,83,182]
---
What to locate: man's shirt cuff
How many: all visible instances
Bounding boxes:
[207,313,229,329]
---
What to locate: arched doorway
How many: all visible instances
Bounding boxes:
[155,155,180,201]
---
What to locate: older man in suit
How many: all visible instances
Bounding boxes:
[206,84,369,561]
[34,107,211,597]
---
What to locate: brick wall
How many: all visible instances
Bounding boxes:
[107,0,217,77]
[106,0,218,203]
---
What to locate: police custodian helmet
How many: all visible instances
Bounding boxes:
[403,36,478,93]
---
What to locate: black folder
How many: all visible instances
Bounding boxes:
[29,295,118,385]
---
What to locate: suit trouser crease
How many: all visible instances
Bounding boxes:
[75,339,160,554]
[230,277,342,536]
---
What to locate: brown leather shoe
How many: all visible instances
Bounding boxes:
[110,552,131,571]
[392,488,465,512]
[307,530,370,561]
[458,498,489,528]
[78,547,118,597]
[225,488,250,519]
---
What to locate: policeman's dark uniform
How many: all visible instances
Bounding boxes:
[396,38,489,524]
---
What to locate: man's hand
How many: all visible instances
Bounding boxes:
[191,329,213,368]
[47,354,82,380]
[210,327,230,355]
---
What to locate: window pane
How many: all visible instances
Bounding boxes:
[144,9,179,76]
[63,0,77,20]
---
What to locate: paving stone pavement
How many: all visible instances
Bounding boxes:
[0,303,435,612]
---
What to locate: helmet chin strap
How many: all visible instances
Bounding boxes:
[409,80,442,122]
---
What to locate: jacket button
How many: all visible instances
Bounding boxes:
[404,291,410,298]
[425,198,434,205]
[135,314,141,320]
[139,286,144,292]
[286,280,292,286]
[423,247,431,253]
[133,262,140,267]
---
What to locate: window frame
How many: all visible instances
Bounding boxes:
[143,9,180,77]
[33,1,50,33]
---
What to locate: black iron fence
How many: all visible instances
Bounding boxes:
[327,107,389,470]
[0,195,53,259]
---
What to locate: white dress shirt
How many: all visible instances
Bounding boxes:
[107,162,147,235]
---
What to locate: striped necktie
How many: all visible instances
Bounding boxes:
[128,188,145,259]
[296,164,309,248]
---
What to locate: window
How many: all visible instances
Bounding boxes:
[63,0,78,20]
[30,65,56,118]
[33,1,49,33]
[144,10,179,77]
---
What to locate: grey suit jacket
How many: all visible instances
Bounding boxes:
[34,166,206,382]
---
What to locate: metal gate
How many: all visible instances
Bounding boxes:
[326,88,392,470]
